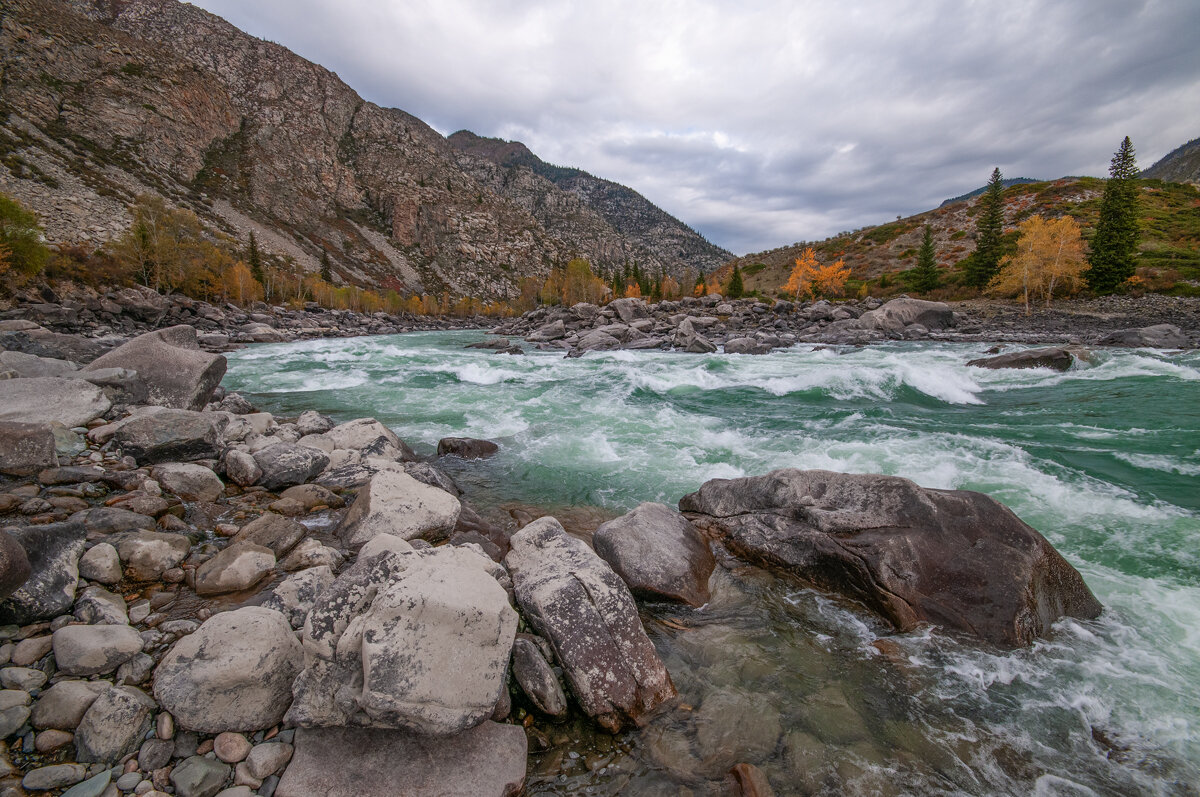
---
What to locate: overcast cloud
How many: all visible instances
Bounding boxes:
[191,0,1200,255]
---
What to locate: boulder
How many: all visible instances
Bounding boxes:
[170,755,231,797]
[288,545,517,735]
[323,418,417,462]
[967,347,1077,371]
[0,521,87,624]
[0,377,112,427]
[112,409,223,465]
[279,538,344,572]
[252,444,330,492]
[0,327,106,363]
[679,469,1103,647]
[573,329,621,352]
[437,437,499,459]
[526,319,566,342]
[592,502,715,606]
[52,624,143,676]
[724,337,772,355]
[79,367,149,405]
[858,297,954,333]
[608,297,651,323]
[278,483,344,510]
[0,529,31,600]
[74,685,156,763]
[114,532,190,581]
[276,722,527,797]
[337,469,460,548]
[31,680,109,730]
[72,506,156,536]
[511,635,568,717]
[504,517,677,731]
[694,690,782,775]
[262,566,335,629]
[223,449,262,487]
[0,422,58,477]
[0,350,78,377]
[153,606,303,733]
[230,513,306,557]
[295,410,334,436]
[194,542,276,596]
[82,325,227,410]
[152,462,225,502]
[77,542,122,584]
[1099,323,1188,348]
[72,584,129,624]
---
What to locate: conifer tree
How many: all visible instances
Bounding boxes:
[965,168,1005,287]
[909,225,940,293]
[1084,136,1141,293]
[320,250,333,283]
[247,232,264,285]
[727,264,745,298]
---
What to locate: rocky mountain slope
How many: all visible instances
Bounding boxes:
[0,0,723,299]
[449,131,731,279]
[1142,137,1200,185]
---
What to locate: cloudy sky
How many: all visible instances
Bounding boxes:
[192,0,1199,255]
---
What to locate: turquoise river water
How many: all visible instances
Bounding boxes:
[225,331,1200,796]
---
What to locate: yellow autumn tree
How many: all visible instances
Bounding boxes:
[783,247,850,299]
[220,260,263,305]
[988,215,1086,314]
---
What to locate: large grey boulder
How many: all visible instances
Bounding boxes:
[194,542,275,596]
[82,325,226,410]
[0,377,112,427]
[526,319,566,343]
[114,531,190,581]
[153,606,303,733]
[593,502,715,607]
[337,469,460,548]
[276,722,527,797]
[0,521,87,624]
[0,421,57,477]
[262,566,335,629]
[52,624,143,676]
[288,543,516,735]
[504,517,677,731]
[112,409,223,465]
[252,444,329,491]
[322,418,417,462]
[74,685,156,763]
[858,297,954,333]
[608,297,651,323]
[1099,323,1188,348]
[680,469,1103,648]
[151,462,225,502]
[0,326,106,363]
[0,529,31,600]
[967,347,1078,371]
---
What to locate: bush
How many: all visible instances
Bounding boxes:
[0,192,50,279]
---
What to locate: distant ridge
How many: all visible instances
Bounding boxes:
[940,178,1041,207]
[1142,137,1200,185]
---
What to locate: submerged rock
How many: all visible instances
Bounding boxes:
[967,347,1078,371]
[437,437,500,459]
[680,469,1102,648]
[504,517,677,731]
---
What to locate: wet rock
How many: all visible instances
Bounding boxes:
[82,325,226,410]
[194,542,275,596]
[437,437,500,459]
[276,722,527,797]
[151,462,225,502]
[967,347,1077,371]
[78,543,122,584]
[288,545,516,734]
[261,566,335,628]
[0,528,31,600]
[728,762,776,797]
[230,513,306,557]
[252,444,329,492]
[0,520,87,624]
[52,623,143,675]
[504,517,677,731]
[0,377,112,427]
[694,690,782,774]
[31,680,109,729]
[153,606,303,733]
[724,337,772,355]
[511,635,568,717]
[0,421,58,477]
[336,469,460,548]
[113,410,223,465]
[592,502,714,607]
[797,684,869,745]
[680,468,1103,647]
[114,532,190,581]
[1099,323,1188,348]
[74,685,156,763]
[170,755,231,797]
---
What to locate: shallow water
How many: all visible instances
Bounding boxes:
[226,332,1200,795]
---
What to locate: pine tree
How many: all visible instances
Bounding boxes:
[909,225,940,293]
[1084,136,1141,294]
[247,232,264,285]
[965,168,1005,287]
[727,264,745,298]
[320,250,333,283]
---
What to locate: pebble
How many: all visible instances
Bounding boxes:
[214,731,252,763]
[22,762,87,790]
[34,728,73,752]
[59,769,112,797]
[11,635,53,666]
[116,771,142,791]
[156,712,174,740]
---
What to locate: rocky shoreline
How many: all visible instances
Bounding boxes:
[0,286,1187,795]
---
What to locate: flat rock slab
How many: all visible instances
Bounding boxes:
[680,468,1103,648]
[276,722,527,797]
[0,422,58,477]
[0,521,86,624]
[0,377,112,427]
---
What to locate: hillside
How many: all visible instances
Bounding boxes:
[1142,137,1200,185]
[448,131,732,279]
[725,176,1200,297]
[0,0,723,299]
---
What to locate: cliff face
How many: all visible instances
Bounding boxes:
[0,0,724,298]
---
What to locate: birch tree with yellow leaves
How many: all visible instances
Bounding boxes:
[783,247,850,300]
[988,215,1085,314]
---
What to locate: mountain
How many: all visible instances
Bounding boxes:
[448,131,731,278]
[1142,137,1200,185]
[0,0,723,299]
[724,175,1200,295]
[939,178,1042,208]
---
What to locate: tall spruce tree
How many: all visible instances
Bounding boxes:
[247,232,264,285]
[319,250,333,283]
[909,225,940,293]
[1085,136,1140,293]
[965,168,1005,288]
[727,264,745,298]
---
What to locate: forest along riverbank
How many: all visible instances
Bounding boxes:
[0,296,1196,794]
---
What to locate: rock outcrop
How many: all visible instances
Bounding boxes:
[82,325,226,410]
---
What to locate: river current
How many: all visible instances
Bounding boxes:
[225,331,1200,796]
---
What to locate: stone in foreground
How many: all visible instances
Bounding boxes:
[154,606,303,733]
[593,502,715,607]
[504,517,676,731]
[0,521,87,624]
[276,722,527,797]
[680,469,1102,648]
[336,469,460,548]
